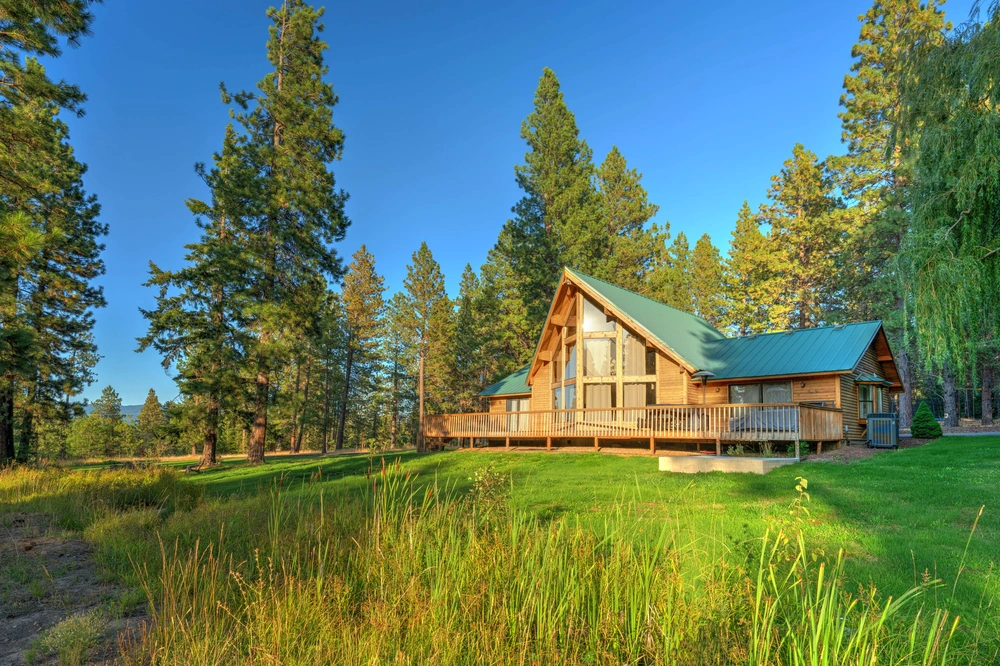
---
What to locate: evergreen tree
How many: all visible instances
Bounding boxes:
[910,401,942,439]
[138,125,248,467]
[591,146,665,292]
[137,388,165,455]
[651,232,692,311]
[720,202,792,335]
[487,68,597,360]
[401,243,447,452]
[759,144,845,328]
[384,292,416,449]
[689,234,725,327]
[0,0,105,461]
[92,385,122,424]
[449,265,485,412]
[223,0,350,463]
[334,246,385,451]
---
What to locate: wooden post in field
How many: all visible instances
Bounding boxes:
[546,436,552,451]
[715,438,722,456]
[649,436,655,454]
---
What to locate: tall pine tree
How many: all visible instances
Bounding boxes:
[689,234,725,327]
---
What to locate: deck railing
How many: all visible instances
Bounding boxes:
[425,403,843,443]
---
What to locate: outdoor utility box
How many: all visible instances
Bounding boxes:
[867,413,899,449]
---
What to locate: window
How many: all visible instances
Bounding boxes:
[762,382,792,404]
[505,397,530,432]
[584,338,615,376]
[584,384,616,409]
[646,348,656,375]
[858,384,874,419]
[582,297,616,333]
[622,330,647,376]
[565,341,577,380]
[728,382,792,404]
[729,384,761,404]
[623,383,656,408]
[564,384,577,410]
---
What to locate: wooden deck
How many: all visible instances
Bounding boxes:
[426,403,844,445]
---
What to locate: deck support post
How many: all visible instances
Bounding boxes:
[715,438,722,456]
[505,437,510,449]
[546,436,552,451]
[649,437,655,454]
[593,437,599,451]
[795,440,801,459]
[817,441,823,455]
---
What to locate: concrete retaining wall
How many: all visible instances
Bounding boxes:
[658,456,798,475]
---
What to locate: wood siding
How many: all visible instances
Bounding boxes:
[656,351,687,404]
[841,374,861,440]
[489,398,506,413]
[791,376,839,407]
[531,362,551,411]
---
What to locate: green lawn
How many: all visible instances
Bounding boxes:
[3,436,997,663]
[155,436,999,621]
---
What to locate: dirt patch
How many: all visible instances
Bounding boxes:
[0,514,145,665]
[805,438,936,464]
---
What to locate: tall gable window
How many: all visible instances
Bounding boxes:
[582,297,616,333]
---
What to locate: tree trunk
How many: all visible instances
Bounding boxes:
[289,360,302,453]
[942,363,958,428]
[0,387,15,461]
[295,360,312,453]
[896,348,914,429]
[334,342,354,451]
[201,394,219,466]
[17,407,33,461]
[390,358,398,449]
[417,352,425,452]
[321,365,331,454]
[982,365,994,426]
[248,362,269,463]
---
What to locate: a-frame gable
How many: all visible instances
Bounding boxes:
[527,270,696,385]
[852,323,903,391]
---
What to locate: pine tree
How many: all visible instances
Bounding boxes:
[487,68,597,360]
[223,0,350,463]
[138,125,249,467]
[137,388,165,454]
[689,234,725,327]
[384,292,415,449]
[759,144,845,328]
[334,246,385,451]
[651,232,692,311]
[910,401,942,438]
[401,243,447,452]
[720,202,792,335]
[449,265,485,412]
[1,1,105,461]
[591,146,665,292]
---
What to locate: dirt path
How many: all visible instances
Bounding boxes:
[806,437,936,464]
[0,514,145,665]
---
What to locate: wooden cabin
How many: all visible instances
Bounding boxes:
[426,268,902,454]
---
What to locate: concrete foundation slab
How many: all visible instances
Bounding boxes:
[658,456,799,474]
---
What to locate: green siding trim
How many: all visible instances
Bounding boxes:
[477,365,531,397]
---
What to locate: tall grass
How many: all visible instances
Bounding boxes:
[0,463,986,665]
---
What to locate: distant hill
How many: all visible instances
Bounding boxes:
[83,404,143,420]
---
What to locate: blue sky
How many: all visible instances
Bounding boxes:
[46,0,974,405]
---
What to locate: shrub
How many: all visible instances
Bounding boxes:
[911,402,943,439]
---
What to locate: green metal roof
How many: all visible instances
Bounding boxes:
[478,365,531,397]
[855,372,894,386]
[566,268,727,370]
[480,270,887,396]
[702,321,883,380]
